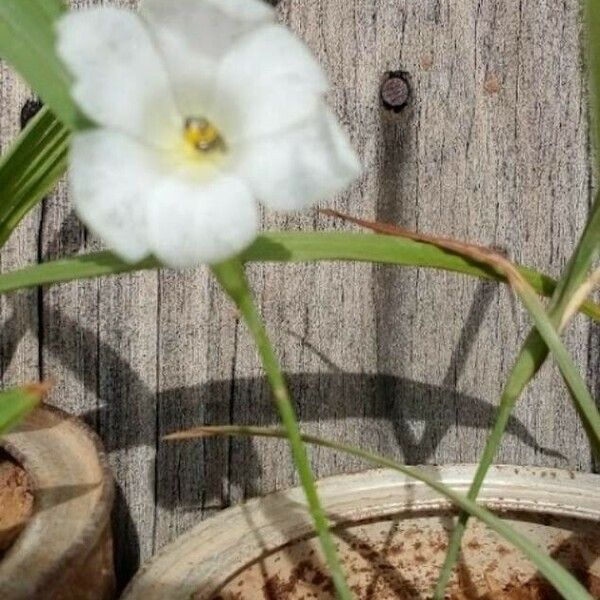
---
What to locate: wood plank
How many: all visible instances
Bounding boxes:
[0,70,40,405]
[153,270,238,546]
[221,0,593,512]
[36,0,159,585]
[0,0,595,585]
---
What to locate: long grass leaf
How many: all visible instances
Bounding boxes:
[0,107,69,248]
[211,259,353,600]
[0,382,49,435]
[320,211,600,453]
[0,235,598,320]
[0,1,85,128]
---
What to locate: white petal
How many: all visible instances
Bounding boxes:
[195,0,274,22]
[69,130,164,262]
[215,24,329,141]
[145,175,259,268]
[140,0,274,116]
[56,8,180,145]
[235,105,362,211]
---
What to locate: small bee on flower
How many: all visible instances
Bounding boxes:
[56,0,361,268]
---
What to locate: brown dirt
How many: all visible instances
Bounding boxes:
[211,517,600,600]
[0,450,33,557]
[456,572,600,600]
[212,550,600,600]
[214,572,600,600]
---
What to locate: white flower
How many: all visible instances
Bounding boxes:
[56,0,361,268]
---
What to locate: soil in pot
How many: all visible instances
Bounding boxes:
[0,450,33,557]
[211,513,600,600]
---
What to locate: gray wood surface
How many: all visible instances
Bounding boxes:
[0,0,596,588]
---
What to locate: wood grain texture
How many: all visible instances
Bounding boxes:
[0,0,596,588]
[0,66,40,391]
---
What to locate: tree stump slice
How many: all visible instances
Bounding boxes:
[0,405,115,600]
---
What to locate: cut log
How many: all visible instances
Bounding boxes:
[0,405,115,600]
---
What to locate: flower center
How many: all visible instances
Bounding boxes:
[183,117,224,153]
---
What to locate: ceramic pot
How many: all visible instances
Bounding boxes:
[123,465,600,599]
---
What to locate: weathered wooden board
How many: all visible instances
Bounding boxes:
[0,0,595,588]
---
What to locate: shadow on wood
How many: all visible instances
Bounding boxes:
[0,210,573,589]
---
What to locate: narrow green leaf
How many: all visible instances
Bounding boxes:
[0,107,69,248]
[167,425,593,600]
[559,268,600,330]
[434,274,600,598]
[211,259,353,600]
[0,251,155,291]
[435,205,600,597]
[0,234,598,321]
[0,0,86,129]
[36,0,67,22]
[514,282,600,445]
[0,384,46,435]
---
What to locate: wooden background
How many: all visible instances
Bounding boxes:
[0,0,597,589]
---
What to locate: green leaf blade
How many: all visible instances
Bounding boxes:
[0,233,598,321]
[212,259,353,600]
[36,0,67,22]
[0,0,85,129]
[0,384,45,435]
[435,1,600,586]
[0,107,69,248]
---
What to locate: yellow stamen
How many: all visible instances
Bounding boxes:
[184,117,223,152]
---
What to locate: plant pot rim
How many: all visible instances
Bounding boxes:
[0,403,114,599]
[123,464,600,600]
